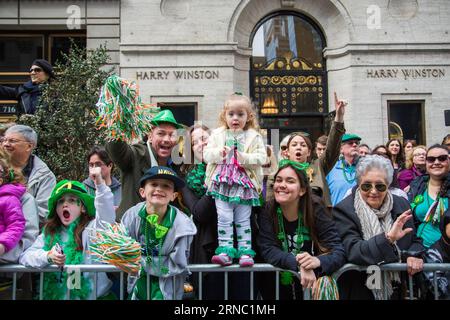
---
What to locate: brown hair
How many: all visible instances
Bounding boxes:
[287,133,313,163]
[403,139,417,149]
[267,164,330,255]
[180,123,210,175]
[43,196,93,251]
[315,135,328,147]
[386,138,405,166]
[0,149,26,185]
[218,94,259,130]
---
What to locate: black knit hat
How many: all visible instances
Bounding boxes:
[32,59,55,78]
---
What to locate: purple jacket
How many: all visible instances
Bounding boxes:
[398,165,425,190]
[0,183,26,252]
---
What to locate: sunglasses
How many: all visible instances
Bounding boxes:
[426,155,449,163]
[29,67,43,73]
[343,140,360,146]
[360,183,387,192]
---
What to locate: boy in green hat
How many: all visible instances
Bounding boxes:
[121,166,196,300]
[106,109,184,219]
[19,167,116,300]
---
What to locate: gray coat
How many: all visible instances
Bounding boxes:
[121,203,197,300]
[27,155,56,223]
[19,184,116,299]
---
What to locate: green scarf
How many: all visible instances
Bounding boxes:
[42,218,91,300]
[276,206,311,286]
[186,163,207,197]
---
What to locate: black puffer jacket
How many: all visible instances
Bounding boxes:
[0,81,44,115]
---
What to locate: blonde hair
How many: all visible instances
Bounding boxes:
[0,149,26,185]
[218,93,259,130]
[405,145,427,169]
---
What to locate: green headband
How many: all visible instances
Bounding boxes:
[278,159,310,173]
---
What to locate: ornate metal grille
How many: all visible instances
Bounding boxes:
[250,13,329,139]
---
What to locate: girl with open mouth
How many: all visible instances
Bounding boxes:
[19,167,116,300]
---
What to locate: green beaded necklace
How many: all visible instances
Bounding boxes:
[340,158,356,184]
[276,206,310,285]
[140,205,176,276]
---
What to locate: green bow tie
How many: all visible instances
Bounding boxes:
[146,214,169,239]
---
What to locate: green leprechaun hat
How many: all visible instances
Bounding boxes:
[47,180,96,218]
[151,109,183,129]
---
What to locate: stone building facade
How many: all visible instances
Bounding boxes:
[1,0,449,146]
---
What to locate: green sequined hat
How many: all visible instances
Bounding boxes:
[151,109,183,129]
[47,180,95,218]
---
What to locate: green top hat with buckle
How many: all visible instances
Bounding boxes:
[47,180,95,218]
[151,109,183,129]
[341,133,361,143]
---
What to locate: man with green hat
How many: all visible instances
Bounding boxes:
[326,133,362,206]
[106,109,183,219]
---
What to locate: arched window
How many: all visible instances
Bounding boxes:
[250,13,328,140]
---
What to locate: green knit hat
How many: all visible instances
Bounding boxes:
[151,109,183,129]
[47,180,95,218]
[341,133,361,143]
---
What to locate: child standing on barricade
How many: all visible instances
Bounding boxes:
[120,166,196,300]
[19,167,116,300]
[204,93,267,267]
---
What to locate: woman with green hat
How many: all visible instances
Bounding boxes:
[19,168,116,300]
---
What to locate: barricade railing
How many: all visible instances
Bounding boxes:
[332,263,450,300]
[0,263,302,301]
[1,263,449,300]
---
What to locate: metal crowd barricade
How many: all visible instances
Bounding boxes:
[332,263,450,300]
[0,263,303,301]
[1,263,449,300]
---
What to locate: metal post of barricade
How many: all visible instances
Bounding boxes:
[93,272,98,299]
[250,271,254,300]
[146,270,150,300]
[120,272,124,300]
[303,288,311,300]
[39,272,44,300]
[382,271,387,300]
[275,270,279,300]
[408,275,414,300]
[224,271,228,300]
[66,282,70,300]
[173,276,176,300]
[12,272,17,300]
[433,271,438,300]
[198,271,203,300]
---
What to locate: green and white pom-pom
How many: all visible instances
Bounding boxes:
[95,74,160,143]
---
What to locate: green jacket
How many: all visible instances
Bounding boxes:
[106,140,180,220]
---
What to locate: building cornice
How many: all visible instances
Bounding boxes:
[324,43,450,58]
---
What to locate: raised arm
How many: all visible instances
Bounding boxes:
[105,140,135,172]
[90,167,116,227]
[320,92,346,175]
